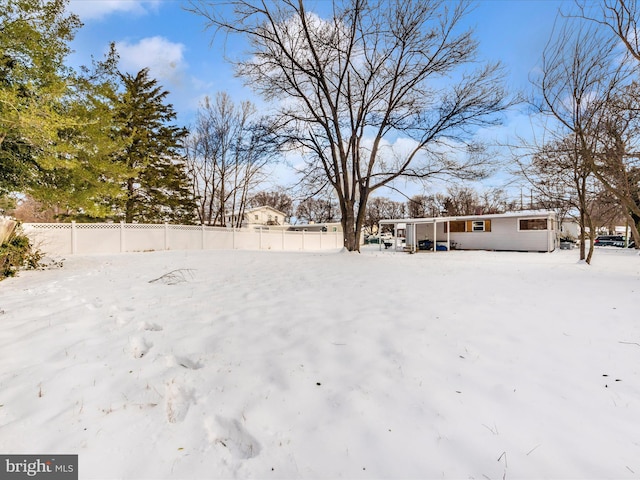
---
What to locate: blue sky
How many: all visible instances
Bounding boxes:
[65,0,570,196]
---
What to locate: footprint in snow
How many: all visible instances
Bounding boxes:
[110,306,134,327]
[165,382,194,423]
[129,336,153,359]
[113,315,131,327]
[208,416,261,459]
[140,322,163,332]
[165,354,203,370]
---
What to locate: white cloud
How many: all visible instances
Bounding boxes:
[68,0,161,21]
[116,36,187,87]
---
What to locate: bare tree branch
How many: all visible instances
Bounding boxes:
[188,0,512,250]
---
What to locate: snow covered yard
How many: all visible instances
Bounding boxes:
[0,247,639,479]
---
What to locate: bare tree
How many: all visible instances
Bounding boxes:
[436,185,515,216]
[185,98,218,225]
[406,186,514,218]
[569,0,640,247]
[590,84,640,246]
[9,194,58,222]
[295,195,339,224]
[407,194,446,218]
[406,195,427,218]
[589,189,629,234]
[189,0,511,250]
[441,185,480,216]
[363,196,405,234]
[575,0,640,62]
[530,13,635,261]
[478,188,518,214]
[184,93,275,226]
[521,137,600,262]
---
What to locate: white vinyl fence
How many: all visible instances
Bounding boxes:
[23,222,344,255]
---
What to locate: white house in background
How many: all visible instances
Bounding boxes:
[559,218,580,240]
[558,218,631,240]
[380,210,558,253]
[225,206,288,229]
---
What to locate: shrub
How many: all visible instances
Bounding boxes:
[0,224,42,280]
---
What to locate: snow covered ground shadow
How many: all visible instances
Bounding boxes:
[0,247,639,479]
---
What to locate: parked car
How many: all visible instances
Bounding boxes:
[364,234,380,244]
[595,235,626,247]
[417,239,448,251]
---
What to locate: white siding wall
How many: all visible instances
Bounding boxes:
[412,217,554,252]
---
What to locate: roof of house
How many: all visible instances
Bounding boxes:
[379,210,557,225]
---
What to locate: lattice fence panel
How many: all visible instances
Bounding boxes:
[22,223,343,255]
[23,224,72,254]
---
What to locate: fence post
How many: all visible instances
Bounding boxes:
[232,227,236,249]
[259,228,263,250]
[164,223,168,250]
[71,221,77,254]
[201,224,205,250]
[302,230,305,250]
[282,228,285,250]
[120,221,125,253]
[319,231,322,249]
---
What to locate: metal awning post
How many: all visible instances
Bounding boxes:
[391,223,396,251]
[433,220,437,252]
[447,220,451,251]
[547,215,556,253]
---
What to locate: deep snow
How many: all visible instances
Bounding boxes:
[0,246,639,479]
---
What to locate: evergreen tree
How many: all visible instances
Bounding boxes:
[137,154,198,224]
[0,0,81,194]
[113,68,196,224]
[1,1,127,219]
[33,45,130,220]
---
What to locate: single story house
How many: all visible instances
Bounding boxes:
[379,211,558,253]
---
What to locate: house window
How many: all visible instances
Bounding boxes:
[472,221,485,232]
[255,215,259,220]
[519,218,548,231]
[463,220,491,232]
[445,220,491,233]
